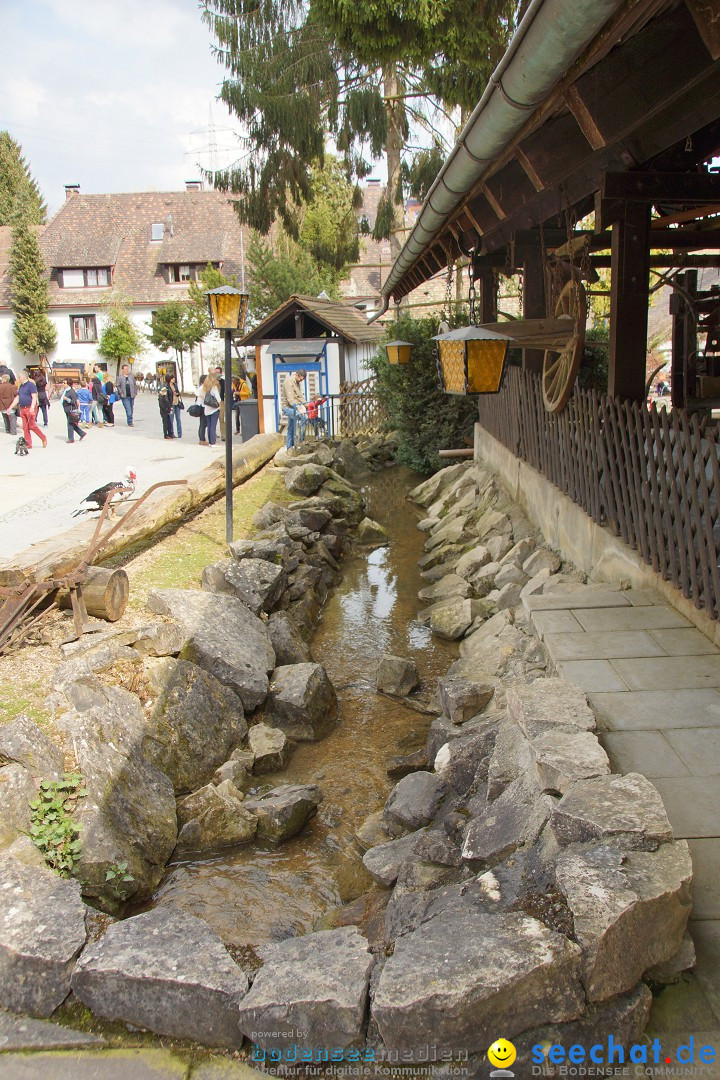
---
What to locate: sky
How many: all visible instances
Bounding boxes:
[1,0,245,217]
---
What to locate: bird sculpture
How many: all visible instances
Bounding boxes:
[72,466,137,517]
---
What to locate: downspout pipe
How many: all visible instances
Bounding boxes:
[378,0,626,309]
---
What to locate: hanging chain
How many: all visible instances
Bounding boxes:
[468,249,477,325]
[444,260,453,322]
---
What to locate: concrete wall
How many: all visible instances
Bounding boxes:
[474,422,720,648]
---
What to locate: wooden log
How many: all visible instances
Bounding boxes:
[58,567,129,622]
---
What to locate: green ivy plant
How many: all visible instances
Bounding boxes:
[29,771,86,876]
[104,861,135,899]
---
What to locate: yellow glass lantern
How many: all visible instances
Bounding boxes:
[205,285,250,332]
[433,325,513,395]
[385,339,413,365]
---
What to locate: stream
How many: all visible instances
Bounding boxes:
[148,466,456,946]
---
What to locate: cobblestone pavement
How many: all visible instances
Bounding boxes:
[0,394,228,560]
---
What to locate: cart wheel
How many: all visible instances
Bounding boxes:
[542,281,587,413]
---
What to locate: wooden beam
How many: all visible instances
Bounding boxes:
[480,183,506,221]
[647,228,720,249]
[515,147,545,193]
[686,0,720,60]
[590,254,720,268]
[654,202,720,227]
[602,170,720,202]
[476,270,498,324]
[565,85,607,150]
[522,240,546,374]
[595,193,626,233]
[608,203,651,402]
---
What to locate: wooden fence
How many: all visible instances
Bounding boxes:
[477,367,720,619]
[335,378,385,436]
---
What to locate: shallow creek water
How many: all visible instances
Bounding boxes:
[148,466,456,946]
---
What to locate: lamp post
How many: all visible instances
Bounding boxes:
[385,340,413,365]
[433,324,513,395]
[206,286,250,544]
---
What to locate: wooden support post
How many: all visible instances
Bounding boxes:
[522,244,546,374]
[255,344,265,433]
[477,270,498,324]
[608,203,651,402]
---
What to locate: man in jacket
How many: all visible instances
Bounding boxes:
[280,369,307,451]
[117,363,137,426]
[0,374,17,434]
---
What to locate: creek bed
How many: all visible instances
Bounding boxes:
[147,466,456,945]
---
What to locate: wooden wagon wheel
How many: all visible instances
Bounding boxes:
[542,280,587,413]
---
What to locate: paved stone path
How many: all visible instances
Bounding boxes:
[529,585,720,1063]
[0,394,229,560]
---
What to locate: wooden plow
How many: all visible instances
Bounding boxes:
[0,480,187,656]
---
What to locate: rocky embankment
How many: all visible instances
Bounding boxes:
[0,449,693,1073]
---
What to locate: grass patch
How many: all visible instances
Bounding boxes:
[123,465,295,612]
[0,680,51,728]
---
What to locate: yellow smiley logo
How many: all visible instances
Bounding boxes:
[488,1039,517,1069]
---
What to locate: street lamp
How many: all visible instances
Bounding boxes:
[206,285,250,544]
[433,324,513,395]
[385,340,413,365]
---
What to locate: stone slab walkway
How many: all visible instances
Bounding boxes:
[528,585,720,1056]
[0,1049,263,1079]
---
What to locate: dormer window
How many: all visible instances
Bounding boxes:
[61,267,110,288]
[151,223,164,242]
[167,264,193,283]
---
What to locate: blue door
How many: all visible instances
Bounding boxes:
[272,354,328,431]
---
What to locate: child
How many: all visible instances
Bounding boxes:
[306,395,328,438]
[76,381,92,426]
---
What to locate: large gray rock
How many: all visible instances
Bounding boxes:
[438,673,494,724]
[142,657,247,794]
[201,558,287,616]
[376,655,420,697]
[384,772,447,836]
[0,855,87,1017]
[147,589,275,712]
[72,908,248,1047]
[372,910,583,1057]
[433,730,495,795]
[408,463,471,507]
[357,517,389,547]
[130,620,187,657]
[487,719,532,800]
[362,832,422,887]
[417,574,471,603]
[523,548,562,576]
[285,463,333,495]
[265,663,338,741]
[244,784,322,842]
[266,612,313,665]
[506,678,596,737]
[556,842,693,1002]
[454,545,491,580]
[0,716,64,779]
[462,777,551,865]
[425,517,470,552]
[247,723,290,773]
[176,780,258,851]
[429,598,482,640]
[528,729,610,794]
[0,764,37,847]
[334,439,371,482]
[551,773,673,850]
[426,714,498,767]
[238,928,373,1051]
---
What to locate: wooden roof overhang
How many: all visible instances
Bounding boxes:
[387,0,720,300]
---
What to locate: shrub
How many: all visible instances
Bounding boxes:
[368,315,476,474]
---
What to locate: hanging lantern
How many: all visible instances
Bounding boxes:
[385,339,413,365]
[433,325,513,395]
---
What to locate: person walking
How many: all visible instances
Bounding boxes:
[158,375,174,439]
[280,368,307,452]
[103,376,116,426]
[60,378,86,443]
[90,373,106,427]
[9,370,47,449]
[0,374,18,435]
[116,363,137,426]
[77,381,92,426]
[169,375,183,438]
[201,372,221,447]
[0,363,16,384]
[35,371,50,427]
[214,365,226,442]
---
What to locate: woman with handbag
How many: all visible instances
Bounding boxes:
[187,389,207,443]
[200,372,221,446]
[60,378,86,443]
[169,375,184,438]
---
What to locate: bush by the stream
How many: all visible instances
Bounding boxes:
[368,315,477,474]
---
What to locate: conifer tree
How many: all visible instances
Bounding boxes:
[201,0,524,251]
[0,132,46,226]
[9,193,56,361]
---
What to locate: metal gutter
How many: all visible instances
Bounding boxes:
[377,0,626,309]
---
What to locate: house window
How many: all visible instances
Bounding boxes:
[70,315,98,342]
[62,268,110,288]
[151,223,164,241]
[167,264,193,283]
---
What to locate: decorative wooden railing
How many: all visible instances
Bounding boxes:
[336,378,385,436]
[477,366,720,619]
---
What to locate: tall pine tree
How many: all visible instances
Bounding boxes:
[201,0,524,252]
[9,192,57,361]
[0,132,46,226]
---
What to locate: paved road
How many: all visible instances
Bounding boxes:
[0,394,230,560]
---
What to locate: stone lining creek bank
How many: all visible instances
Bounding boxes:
[0,444,694,1075]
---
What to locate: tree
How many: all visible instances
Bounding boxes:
[246,231,340,325]
[0,132,46,226]
[201,0,523,252]
[368,314,476,473]
[97,293,147,378]
[146,301,210,390]
[9,193,56,362]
